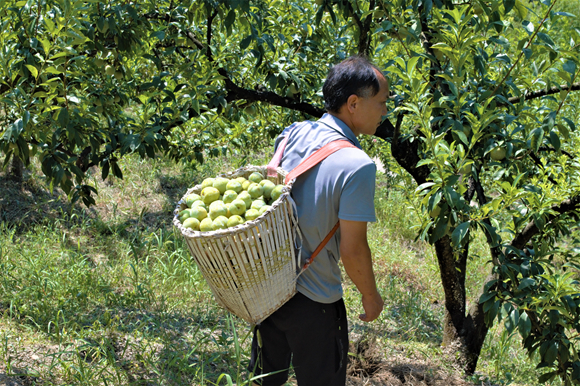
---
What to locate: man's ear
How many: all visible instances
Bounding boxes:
[345,94,358,114]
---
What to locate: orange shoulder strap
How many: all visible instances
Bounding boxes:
[284,140,357,184]
[301,221,341,270]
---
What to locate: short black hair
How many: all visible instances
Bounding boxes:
[323,56,383,113]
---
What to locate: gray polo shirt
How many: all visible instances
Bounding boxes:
[275,113,377,304]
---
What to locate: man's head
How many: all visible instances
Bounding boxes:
[323,56,389,137]
[323,56,383,113]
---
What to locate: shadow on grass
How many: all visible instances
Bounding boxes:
[0,173,73,232]
[0,370,39,386]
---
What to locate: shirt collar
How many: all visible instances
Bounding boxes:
[317,113,362,149]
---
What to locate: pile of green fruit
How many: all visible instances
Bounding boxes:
[177,171,286,232]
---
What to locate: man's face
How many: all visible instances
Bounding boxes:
[351,71,389,137]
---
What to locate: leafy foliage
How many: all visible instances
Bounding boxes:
[1,0,580,382]
[387,0,580,381]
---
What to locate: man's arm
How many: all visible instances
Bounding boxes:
[339,219,384,322]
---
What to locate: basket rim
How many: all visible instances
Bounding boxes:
[173,165,294,238]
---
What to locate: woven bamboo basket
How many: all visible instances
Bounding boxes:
[173,165,300,325]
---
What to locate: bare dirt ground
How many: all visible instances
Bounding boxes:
[344,335,482,386]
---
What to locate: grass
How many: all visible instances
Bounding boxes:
[0,150,564,385]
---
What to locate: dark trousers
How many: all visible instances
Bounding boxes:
[249,292,349,386]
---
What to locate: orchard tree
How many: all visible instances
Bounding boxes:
[1,0,580,382]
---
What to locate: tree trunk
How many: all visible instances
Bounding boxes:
[435,234,492,374]
[390,135,493,375]
[9,154,23,183]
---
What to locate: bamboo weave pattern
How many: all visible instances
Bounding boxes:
[173,165,299,324]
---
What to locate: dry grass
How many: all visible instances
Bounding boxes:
[346,333,482,386]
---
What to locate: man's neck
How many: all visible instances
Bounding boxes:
[326,111,358,137]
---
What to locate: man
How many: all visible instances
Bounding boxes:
[250,55,388,386]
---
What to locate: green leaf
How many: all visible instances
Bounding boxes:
[515,0,528,18]
[150,30,165,40]
[191,99,200,115]
[125,134,141,152]
[451,221,470,247]
[522,20,534,35]
[538,371,557,383]
[44,17,56,34]
[530,127,543,152]
[544,341,558,364]
[562,117,576,133]
[479,221,499,247]
[557,123,570,139]
[57,108,69,128]
[537,32,555,46]
[430,215,450,243]
[40,38,51,55]
[485,300,500,325]
[240,35,253,50]
[554,11,576,17]
[22,111,29,129]
[518,277,535,290]
[503,0,515,13]
[519,311,531,339]
[407,56,420,81]
[563,60,577,75]
[2,151,12,169]
[416,159,435,167]
[559,342,569,364]
[225,10,236,30]
[3,119,23,142]
[572,363,580,380]
[16,136,29,162]
[45,66,63,74]
[111,160,123,179]
[415,182,436,193]
[548,309,560,325]
[25,65,38,79]
[101,161,109,181]
[549,130,560,151]
[505,309,519,333]
[479,291,497,304]
[315,4,324,25]
[455,130,468,145]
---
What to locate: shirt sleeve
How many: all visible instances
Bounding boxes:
[337,161,377,222]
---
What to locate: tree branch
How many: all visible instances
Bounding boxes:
[374,116,396,140]
[502,82,580,106]
[349,4,364,32]
[511,195,580,250]
[474,177,501,265]
[418,4,445,90]
[390,124,430,185]
[538,146,574,159]
[357,0,375,57]
[206,9,219,62]
[217,68,324,117]
[184,30,204,50]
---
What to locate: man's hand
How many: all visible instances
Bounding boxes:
[360,290,384,322]
[339,219,383,323]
